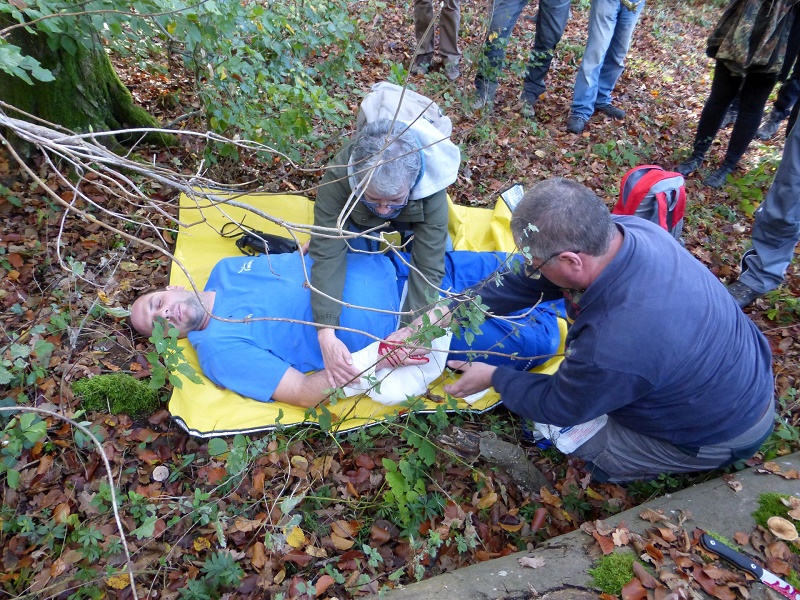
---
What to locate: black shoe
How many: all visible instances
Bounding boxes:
[676,154,704,176]
[595,104,626,119]
[566,115,588,134]
[703,164,735,188]
[727,279,762,309]
[755,111,783,140]
[411,62,430,76]
[471,87,496,111]
[444,61,460,81]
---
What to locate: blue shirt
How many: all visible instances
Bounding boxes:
[189,253,399,402]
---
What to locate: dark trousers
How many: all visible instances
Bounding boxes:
[692,62,778,167]
[774,55,800,119]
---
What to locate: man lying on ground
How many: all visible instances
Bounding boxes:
[130,250,562,408]
[390,178,775,482]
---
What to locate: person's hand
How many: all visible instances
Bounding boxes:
[376,327,431,370]
[299,240,310,255]
[444,360,496,398]
[318,328,361,387]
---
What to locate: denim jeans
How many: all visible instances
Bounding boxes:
[739,118,800,294]
[474,0,571,102]
[570,0,644,120]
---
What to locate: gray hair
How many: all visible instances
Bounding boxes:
[351,119,422,195]
[510,178,616,259]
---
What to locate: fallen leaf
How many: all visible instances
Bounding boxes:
[106,573,130,590]
[251,542,266,569]
[315,574,335,596]
[477,492,498,510]
[194,537,211,551]
[285,526,306,549]
[518,556,545,568]
[622,577,648,600]
[639,508,668,523]
[726,480,742,492]
[330,532,355,550]
[593,531,615,555]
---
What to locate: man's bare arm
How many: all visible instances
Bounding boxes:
[272,368,335,408]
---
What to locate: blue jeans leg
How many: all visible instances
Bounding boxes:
[475,0,529,95]
[521,0,572,101]
[739,119,800,294]
[571,0,644,119]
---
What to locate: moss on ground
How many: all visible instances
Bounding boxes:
[588,551,644,596]
[73,374,159,417]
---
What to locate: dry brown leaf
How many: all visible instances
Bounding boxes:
[632,561,660,588]
[331,519,359,539]
[613,528,631,547]
[370,524,391,545]
[726,479,742,492]
[733,531,750,546]
[477,491,498,509]
[621,577,648,600]
[330,532,355,551]
[593,531,615,555]
[639,508,668,523]
[251,542,267,569]
[540,486,562,508]
[315,574,335,596]
[518,555,546,568]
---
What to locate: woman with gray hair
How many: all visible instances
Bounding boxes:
[309,118,460,388]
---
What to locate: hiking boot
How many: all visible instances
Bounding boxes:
[444,61,460,81]
[676,154,704,176]
[755,111,783,140]
[703,163,736,188]
[566,115,588,134]
[411,61,430,76]
[720,108,738,128]
[471,87,496,111]
[727,279,761,309]
[520,96,537,120]
[595,104,626,119]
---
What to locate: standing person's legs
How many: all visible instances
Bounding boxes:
[738,118,800,295]
[706,72,778,187]
[475,0,529,101]
[521,0,572,103]
[570,0,620,120]
[594,0,644,110]
[724,72,778,166]
[439,0,463,66]
[413,0,436,69]
[677,62,742,175]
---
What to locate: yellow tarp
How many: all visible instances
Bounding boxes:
[168,192,565,437]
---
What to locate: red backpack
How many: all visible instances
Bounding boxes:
[612,165,686,241]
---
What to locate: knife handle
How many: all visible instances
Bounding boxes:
[699,533,763,579]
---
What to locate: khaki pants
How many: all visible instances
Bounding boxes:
[413,0,462,64]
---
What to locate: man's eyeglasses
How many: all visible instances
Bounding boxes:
[524,249,581,279]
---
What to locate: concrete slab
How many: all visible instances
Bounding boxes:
[373,452,800,600]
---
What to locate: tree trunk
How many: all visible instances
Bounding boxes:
[0,20,173,149]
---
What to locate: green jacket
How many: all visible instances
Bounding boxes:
[707,0,799,75]
[309,140,449,328]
